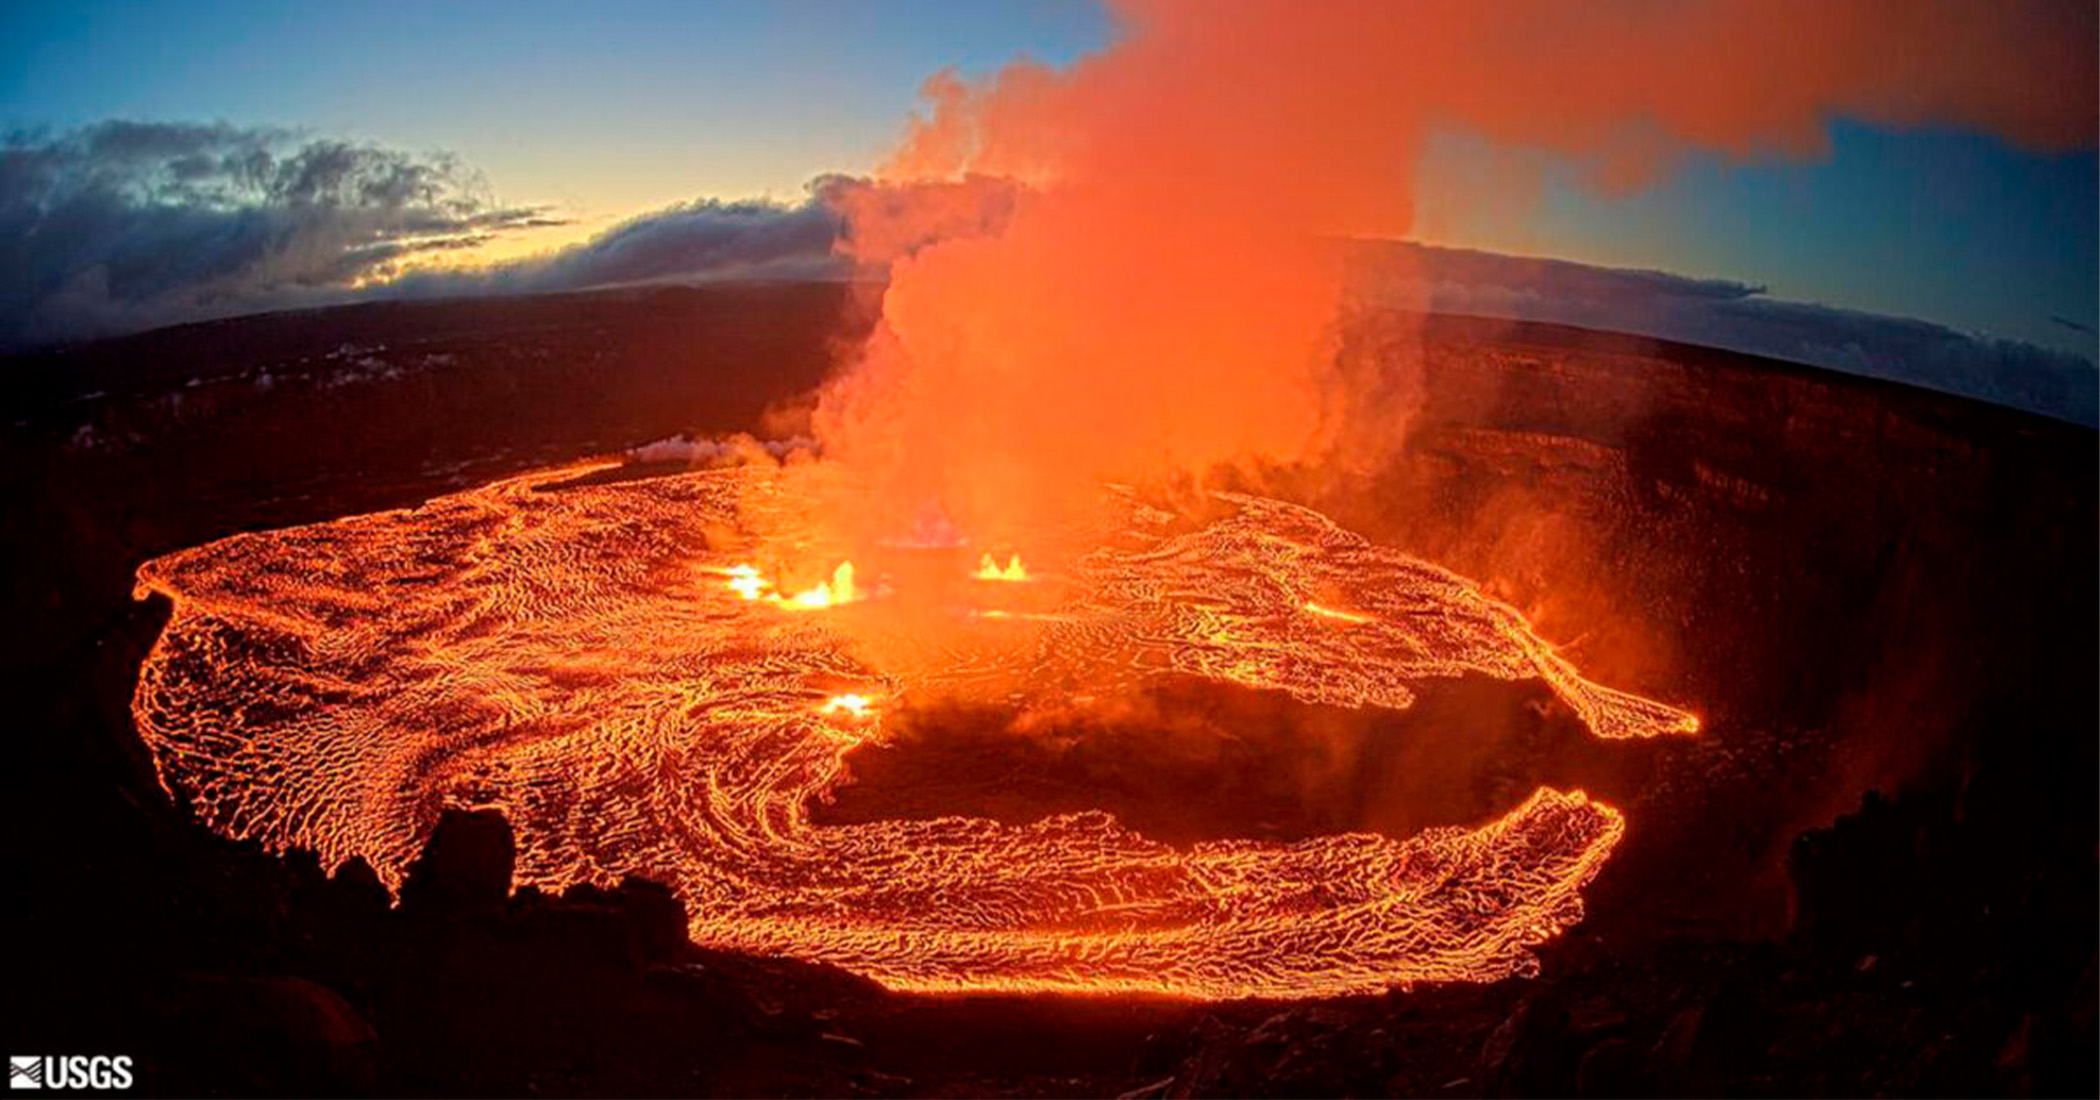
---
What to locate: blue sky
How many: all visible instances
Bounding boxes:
[2,0,2093,358]
[0,0,1114,210]
[1419,121,2097,357]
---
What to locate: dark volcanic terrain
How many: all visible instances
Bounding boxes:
[4,283,2093,1096]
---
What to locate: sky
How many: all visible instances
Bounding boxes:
[1415,121,2097,357]
[1,0,1114,233]
[1,0,2094,361]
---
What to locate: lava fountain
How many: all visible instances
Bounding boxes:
[132,459,1694,999]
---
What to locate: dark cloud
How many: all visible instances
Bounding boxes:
[1353,242,2098,427]
[384,174,1020,299]
[0,134,991,348]
[0,121,554,347]
[383,181,854,299]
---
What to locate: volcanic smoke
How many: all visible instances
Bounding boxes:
[815,0,2093,540]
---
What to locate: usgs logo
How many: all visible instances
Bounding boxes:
[9,1056,133,1091]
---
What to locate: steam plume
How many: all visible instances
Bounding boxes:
[815,0,2096,538]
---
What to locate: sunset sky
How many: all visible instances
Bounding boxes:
[3,0,2093,359]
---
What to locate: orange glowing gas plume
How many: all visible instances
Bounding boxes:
[815,0,2092,552]
[132,462,1696,999]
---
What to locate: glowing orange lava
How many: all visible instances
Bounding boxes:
[974,553,1029,581]
[820,693,879,720]
[719,563,768,601]
[710,560,860,609]
[131,461,1696,999]
[1302,600,1372,624]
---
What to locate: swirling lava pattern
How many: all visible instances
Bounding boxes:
[132,462,1696,998]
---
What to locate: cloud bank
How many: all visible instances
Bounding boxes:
[382,187,851,300]
[0,131,1015,350]
[0,121,559,346]
[1355,242,2098,427]
[0,124,911,349]
[2,115,2089,429]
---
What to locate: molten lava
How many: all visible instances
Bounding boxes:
[1302,600,1373,625]
[820,693,879,721]
[786,560,858,608]
[131,461,1695,998]
[720,563,768,601]
[974,553,1029,581]
[712,560,861,609]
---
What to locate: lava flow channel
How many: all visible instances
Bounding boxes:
[131,462,1697,999]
